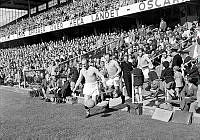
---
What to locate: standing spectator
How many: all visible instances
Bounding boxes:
[137,48,152,79]
[159,18,167,32]
[131,59,144,103]
[173,66,184,99]
[121,54,133,98]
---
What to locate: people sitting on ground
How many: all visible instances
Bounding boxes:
[180,76,198,112]
[4,73,14,86]
[160,61,175,100]
[148,65,159,97]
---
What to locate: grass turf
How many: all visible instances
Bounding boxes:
[0,88,200,140]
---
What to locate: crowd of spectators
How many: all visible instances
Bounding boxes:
[0,18,199,86]
[0,16,200,114]
[0,0,146,38]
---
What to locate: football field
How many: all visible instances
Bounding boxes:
[1,87,200,140]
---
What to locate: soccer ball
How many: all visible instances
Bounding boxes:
[85,99,95,108]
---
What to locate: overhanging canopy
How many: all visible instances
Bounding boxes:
[0,0,51,10]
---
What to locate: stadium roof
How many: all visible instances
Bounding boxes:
[0,0,51,10]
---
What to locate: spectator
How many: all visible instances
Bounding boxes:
[121,54,133,98]
[180,76,198,111]
[159,18,167,32]
[171,47,183,69]
[160,61,175,100]
[131,59,144,103]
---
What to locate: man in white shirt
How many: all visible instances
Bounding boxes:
[137,48,152,79]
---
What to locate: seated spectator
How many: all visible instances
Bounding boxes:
[187,59,199,86]
[5,74,14,86]
[160,61,175,100]
[59,78,72,100]
[180,77,198,111]
[68,61,79,91]
[148,65,159,97]
[39,73,48,100]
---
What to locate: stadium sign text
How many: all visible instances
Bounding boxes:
[91,9,119,22]
[69,17,84,27]
[138,0,189,11]
[50,22,63,31]
[17,31,25,38]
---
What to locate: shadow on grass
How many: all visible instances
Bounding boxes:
[90,103,128,118]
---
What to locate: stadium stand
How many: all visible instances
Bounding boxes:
[0,0,147,38]
[0,0,200,120]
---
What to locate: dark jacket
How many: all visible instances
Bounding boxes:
[172,54,183,68]
[69,67,79,82]
[160,68,174,83]
[131,68,144,86]
[187,65,199,86]
[121,61,133,78]
[60,80,72,98]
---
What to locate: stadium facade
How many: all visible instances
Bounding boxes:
[0,0,200,47]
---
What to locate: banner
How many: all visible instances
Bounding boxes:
[0,0,190,43]
[118,0,190,17]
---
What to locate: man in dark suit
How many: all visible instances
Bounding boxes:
[121,55,133,98]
